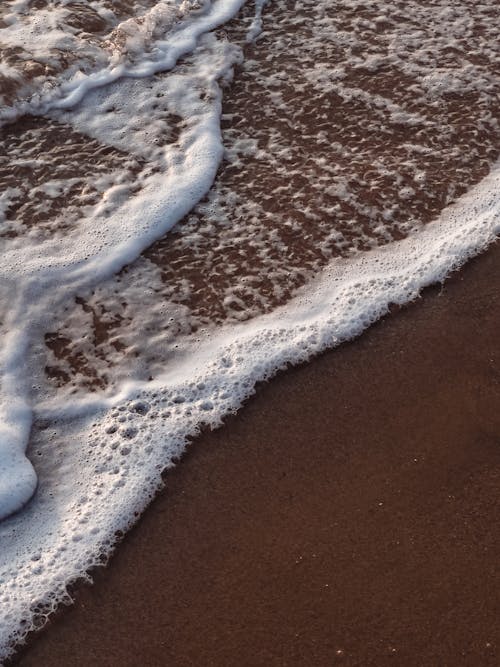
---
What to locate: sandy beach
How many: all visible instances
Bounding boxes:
[1,1,499,664]
[11,240,500,666]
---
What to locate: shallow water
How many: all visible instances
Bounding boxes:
[0,0,499,659]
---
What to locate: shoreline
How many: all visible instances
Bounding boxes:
[12,240,500,666]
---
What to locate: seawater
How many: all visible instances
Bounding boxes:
[0,0,499,659]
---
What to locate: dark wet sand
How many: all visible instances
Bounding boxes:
[13,242,500,666]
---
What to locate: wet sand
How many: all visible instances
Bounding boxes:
[11,240,500,666]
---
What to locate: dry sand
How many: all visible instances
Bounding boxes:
[11,241,500,666]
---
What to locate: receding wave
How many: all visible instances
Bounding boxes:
[0,0,499,659]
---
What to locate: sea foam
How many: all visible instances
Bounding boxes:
[0,0,245,523]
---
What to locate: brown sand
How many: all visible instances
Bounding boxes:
[10,241,500,666]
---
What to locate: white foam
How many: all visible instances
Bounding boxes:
[0,6,244,522]
[0,0,246,122]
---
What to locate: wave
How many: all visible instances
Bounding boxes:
[0,0,499,659]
